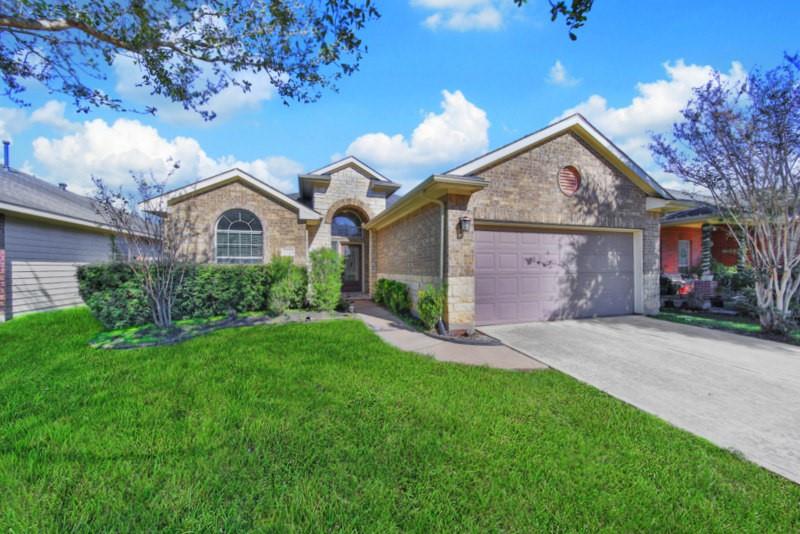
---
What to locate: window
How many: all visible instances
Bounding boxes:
[216,209,263,264]
[558,165,582,196]
[331,211,363,239]
[678,240,691,272]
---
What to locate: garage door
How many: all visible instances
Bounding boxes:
[475,228,634,326]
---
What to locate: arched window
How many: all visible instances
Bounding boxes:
[216,209,263,264]
[331,211,363,239]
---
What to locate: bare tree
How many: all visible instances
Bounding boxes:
[93,170,195,328]
[651,55,800,334]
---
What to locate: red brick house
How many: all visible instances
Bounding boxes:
[660,192,739,276]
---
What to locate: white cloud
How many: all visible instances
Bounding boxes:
[31,117,302,195]
[344,89,489,185]
[30,100,79,132]
[414,0,504,31]
[558,60,746,188]
[547,60,579,87]
[0,107,28,141]
[113,55,275,125]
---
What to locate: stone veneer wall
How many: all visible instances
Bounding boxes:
[443,194,475,330]
[467,131,661,314]
[0,213,5,321]
[170,180,308,265]
[309,167,387,251]
[374,202,442,310]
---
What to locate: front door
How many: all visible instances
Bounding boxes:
[341,244,362,292]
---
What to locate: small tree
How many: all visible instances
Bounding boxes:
[308,248,344,311]
[651,56,800,334]
[92,170,196,328]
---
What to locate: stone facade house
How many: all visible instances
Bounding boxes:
[142,114,680,331]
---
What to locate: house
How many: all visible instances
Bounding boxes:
[144,114,681,330]
[0,143,119,321]
[660,189,740,276]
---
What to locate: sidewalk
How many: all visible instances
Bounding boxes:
[354,301,546,371]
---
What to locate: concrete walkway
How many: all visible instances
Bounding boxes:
[354,301,546,371]
[482,316,800,485]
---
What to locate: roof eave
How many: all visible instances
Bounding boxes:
[365,175,488,230]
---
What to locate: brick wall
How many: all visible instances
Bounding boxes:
[661,226,703,273]
[374,202,442,309]
[712,226,739,267]
[0,213,5,321]
[170,180,308,264]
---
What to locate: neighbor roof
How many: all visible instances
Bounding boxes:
[0,167,115,232]
[448,113,673,199]
[140,168,321,221]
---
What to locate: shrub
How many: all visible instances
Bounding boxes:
[374,278,411,316]
[79,262,274,329]
[174,264,270,318]
[268,263,308,314]
[308,248,344,311]
[417,284,446,330]
[78,264,150,329]
[712,261,754,294]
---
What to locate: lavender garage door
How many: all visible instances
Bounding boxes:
[475,228,634,326]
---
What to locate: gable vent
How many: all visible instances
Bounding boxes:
[558,166,581,196]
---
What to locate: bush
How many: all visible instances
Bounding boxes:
[374,278,411,316]
[175,264,271,318]
[417,284,446,330]
[79,261,283,329]
[268,263,308,314]
[78,264,151,329]
[712,261,754,293]
[308,248,344,311]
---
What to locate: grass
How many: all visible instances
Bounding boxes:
[655,310,800,345]
[2,309,800,531]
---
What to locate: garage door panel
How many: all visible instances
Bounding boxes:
[475,228,635,326]
[475,276,496,297]
[497,253,519,270]
[475,252,496,271]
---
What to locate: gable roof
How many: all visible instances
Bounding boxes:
[447,113,672,199]
[0,167,116,232]
[299,155,400,199]
[139,168,321,221]
[308,156,393,182]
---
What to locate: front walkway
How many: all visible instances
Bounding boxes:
[481,315,800,484]
[354,301,546,371]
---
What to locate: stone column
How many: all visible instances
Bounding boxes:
[444,194,475,333]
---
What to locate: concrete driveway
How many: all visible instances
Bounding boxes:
[481,316,800,484]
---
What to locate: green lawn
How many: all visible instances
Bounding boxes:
[2,309,800,531]
[656,310,800,345]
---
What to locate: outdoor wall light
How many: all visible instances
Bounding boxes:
[458,215,472,233]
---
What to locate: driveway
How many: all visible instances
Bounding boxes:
[481,316,800,484]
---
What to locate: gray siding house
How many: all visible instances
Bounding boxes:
[0,148,116,321]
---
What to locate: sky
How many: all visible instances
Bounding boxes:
[1,0,797,197]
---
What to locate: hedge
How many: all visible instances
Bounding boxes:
[78,260,306,330]
[373,278,411,316]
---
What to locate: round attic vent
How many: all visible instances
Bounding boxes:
[558,166,581,196]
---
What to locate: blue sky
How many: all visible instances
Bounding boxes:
[1,1,796,196]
